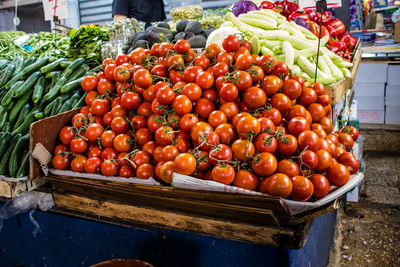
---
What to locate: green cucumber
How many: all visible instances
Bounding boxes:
[32,76,46,104]
[44,100,56,116]
[21,57,49,78]
[69,92,81,107]
[60,77,84,94]
[0,63,16,87]
[44,76,68,102]
[9,134,30,177]
[60,61,72,69]
[23,57,37,68]
[68,65,88,81]
[0,107,9,129]
[0,134,21,175]
[14,56,25,74]
[11,112,36,136]
[16,152,30,178]
[1,81,24,108]
[0,59,9,69]
[12,103,32,131]
[34,112,44,120]
[50,97,63,116]
[4,72,24,90]
[0,132,12,157]
[72,92,87,109]
[58,99,72,114]
[62,58,85,78]
[45,70,62,79]
[9,90,33,123]
[14,71,41,98]
[2,122,11,132]
[40,58,66,74]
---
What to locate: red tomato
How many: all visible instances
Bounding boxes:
[277,134,298,155]
[236,115,261,139]
[298,87,317,107]
[172,95,193,115]
[257,54,276,74]
[211,164,235,185]
[298,130,321,152]
[134,69,152,89]
[340,126,359,141]
[113,134,132,152]
[267,173,293,198]
[209,144,232,165]
[326,163,350,186]
[91,99,110,116]
[85,123,104,143]
[338,133,354,150]
[215,123,237,145]
[254,133,277,153]
[309,174,330,198]
[182,83,202,101]
[283,79,302,100]
[119,165,135,178]
[231,139,255,161]
[220,83,239,102]
[338,152,359,174]
[59,126,75,145]
[174,153,196,175]
[270,93,291,114]
[120,92,140,110]
[136,163,154,179]
[271,61,289,79]
[233,169,258,191]
[259,108,282,126]
[195,98,215,119]
[298,150,318,170]
[81,76,98,92]
[52,154,70,170]
[243,87,267,109]
[288,117,310,137]
[290,176,314,201]
[71,155,87,173]
[222,35,240,52]
[84,157,102,174]
[277,159,300,178]
[251,152,277,177]
[70,138,88,154]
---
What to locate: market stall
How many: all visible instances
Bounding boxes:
[0,0,368,266]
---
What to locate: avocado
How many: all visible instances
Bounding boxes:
[173,32,186,41]
[204,27,216,38]
[135,40,150,49]
[146,27,174,43]
[157,22,170,30]
[176,20,189,32]
[185,21,202,34]
[145,26,154,33]
[184,32,195,40]
[187,35,207,48]
[133,31,147,46]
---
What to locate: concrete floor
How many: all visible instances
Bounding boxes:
[328,125,400,267]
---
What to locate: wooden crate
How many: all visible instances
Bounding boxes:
[0,176,45,198]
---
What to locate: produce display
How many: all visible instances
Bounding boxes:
[50,34,360,202]
[170,5,203,21]
[0,57,88,178]
[0,31,29,60]
[24,32,70,59]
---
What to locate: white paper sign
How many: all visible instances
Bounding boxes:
[42,0,69,21]
[299,0,342,11]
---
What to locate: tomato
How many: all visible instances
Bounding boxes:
[311,82,325,96]
[113,65,130,82]
[116,152,129,166]
[260,108,282,126]
[175,137,191,153]
[91,99,110,116]
[258,117,275,134]
[267,173,293,198]
[213,62,229,78]
[155,126,175,146]
[211,164,235,185]
[287,117,310,137]
[87,144,101,158]
[70,138,88,154]
[207,144,232,166]
[118,165,135,178]
[52,154,70,170]
[104,64,116,80]
[233,169,258,191]
[298,87,317,107]
[174,39,190,54]
[110,106,127,119]
[283,79,302,100]
[248,65,264,84]
[135,128,154,145]
[277,134,298,155]
[326,163,350,186]
[215,123,237,145]
[309,174,330,198]
[156,87,175,105]
[130,49,146,65]
[130,150,151,169]
[196,71,214,90]
[318,94,331,107]
[287,105,307,121]
[71,155,87,173]
[333,146,347,159]
[172,94,193,115]
[194,55,210,70]
[100,130,116,148]
[167,55,184,70]
[298,130,321,152]
[233,46,250,61]
[82,123,103,144]
[80,105,92,115]
[134,69,152,89]
[270,93,291,114]
[53,144,68,156]
[109,117,128,134]
[222,35,240,52]
[85,91,99,106]
[231,139,255,161]
[313,128,327,139]
[316,149,333,171]
[338,133,354,150]
[100,147,118,161]
[219,102,238,121]
[291,75,305,88]
[120,91,140,110]
[271,61,289,79]
[258,177,271,194]
[340,126,359,141]
[298,150,318,171]
[236,115,261,139]
[243,87,266,109]
[220,83,239,102]
[183,66,202,83]
[216,51,233,65]
[59,126,75,145]
[202,89,218,102]
[257,54,276,74]
[159,145,178,162]
[251,152,277,177]
[234,53,254,70]
[135,163,154,179]
[320,117,333,134]
[290,176,314,201]
[130,115,146,130]
[156,161,174,184]
[174,153,196,175]
[177,113,197,132]
[233,71,252,92]
[102,58,115,69]
[182,83,202,101]
[114,54,129,66]
[307,103,325,123]
[277,159,300,178]
[338,152,359,174]
[195,98,215,119]
[84,157,102,174]
[81,76,98,92]
[141,141,157,157]
[254,133,277,154]
[112,134,131,152]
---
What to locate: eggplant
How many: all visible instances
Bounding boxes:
[146,27,174,43]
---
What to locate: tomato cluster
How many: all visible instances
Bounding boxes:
[52,35,360,202]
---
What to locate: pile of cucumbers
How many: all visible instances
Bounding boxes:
[0,56,88,178]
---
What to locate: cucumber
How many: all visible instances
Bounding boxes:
[4,72,24,90]
[12,103,32,131]
[50,97,63,116]
[72,92,87,109]
[21,57,49,78]
[62,58,85,78]
[2,122,11,132]
[14,56,25,74]
[0,59,9,69]
[44,100,56,117]
[0,107,8,129]
[44,76,68,102]
[34,112,44,120]
[32,76,46,104]
[0,134,21,175]
[68,65,88,81]
[58,99,72,114]
[9,90,32,123]
[0,132,11,157]
[69,92,81,107]
[60,77,84,94]
[0,63,16,87]
[40,58,66,74]
[11,112,36,136]
[9,134,30,177]
[1,80,24,108]
[14,71,41,98]
[16,152,30,178]
[45,70,62,79]
[23,57,37,68]
[60,61,72,69]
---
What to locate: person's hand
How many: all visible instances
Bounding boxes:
[113,14,128,21]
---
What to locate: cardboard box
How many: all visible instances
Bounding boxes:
[356,96,385,110]
[385,84,400,105]
[385,105,400,124]
[354,63,388,83]
[358,110,385,124]
[387,64,400,85]
[354,82,385,97]
[394,22,400,43]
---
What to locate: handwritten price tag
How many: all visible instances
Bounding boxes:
[299,0,342,11]
[42,0,69,21]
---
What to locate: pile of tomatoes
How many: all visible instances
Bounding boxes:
[52,34,360,202]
